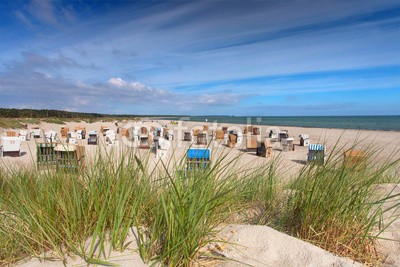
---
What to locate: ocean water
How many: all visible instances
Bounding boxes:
[158,116,400,132]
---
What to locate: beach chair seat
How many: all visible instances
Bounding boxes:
[307,144,326,164]
[186,148,211,170]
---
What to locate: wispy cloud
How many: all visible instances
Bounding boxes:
[1,0,400,115]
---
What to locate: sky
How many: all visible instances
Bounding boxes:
[0,0,400,116]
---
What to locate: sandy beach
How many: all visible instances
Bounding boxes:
[1,119,399,174]
[1,119,399,266]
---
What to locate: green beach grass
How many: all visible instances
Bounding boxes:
[0,143,399,266]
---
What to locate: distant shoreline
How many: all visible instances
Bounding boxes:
[156,115,400,132]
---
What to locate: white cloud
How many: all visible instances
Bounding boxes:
[107,77,127,87]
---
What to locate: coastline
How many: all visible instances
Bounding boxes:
[156,115,400,132]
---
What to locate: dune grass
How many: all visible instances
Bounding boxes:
[0,141,399,266]
[280,144,400,264]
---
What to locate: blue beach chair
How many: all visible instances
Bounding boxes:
[186,148,211,170]
[307,144,326,164]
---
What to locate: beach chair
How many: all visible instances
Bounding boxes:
[156,137,170,160]
[257,139,273,157]
[237,131,243,143]
[87,131,98,145]
[121,128,129,138]
[278,130,288,141]
[45,130,57,143]
[222,127,228,134]
[246,136,258,152]
[54,144,85,172]
[61,127,69,139]
[1,137,21,157]
[244,126,253,135]
[6,131,17,137]
[186,148,210,170]
[307,144,326,164]
[36,142,57,169]
[299,134,310,146]
[19,130,28,141]
[269,130,278,139]
[197,133,207,145]
[141,127,148,135]
[215,130,225,141]
[32,127,41,139]
[228,134,237,148]
[168,129,174,140]
[343,149,367,170]
[106,130,118,146]
[139,134,151,149]
[183,131,192,141]
[192,129,201,141]
[67,132,77,145]
[75,126,86,139]
[100,126,110,136]
[252,127,260,135]
[281,137,295,152]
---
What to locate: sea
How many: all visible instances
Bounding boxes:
[157,116,400,132]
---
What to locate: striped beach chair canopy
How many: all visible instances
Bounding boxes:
[187,148,210,159]
[308,144,325,151]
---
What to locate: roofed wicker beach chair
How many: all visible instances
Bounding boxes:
[156,137,170,160]
[186,148,211,170]
[1,136,21,157]
[307,144,326,164]
[87,131,98,145]
[246,136,258,152]
[215,130,225,141]
[228,133,237,148]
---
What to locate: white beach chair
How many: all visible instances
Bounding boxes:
[106,130,119,146]
[299,134,310,146]
[19,130,28,141]
[1,136,21,157]
[156,137,170,159]
[45,130,57,143]
[68,132,77,145]
[168,129,174,140]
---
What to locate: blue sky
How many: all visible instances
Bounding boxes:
[0,0,399,115]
